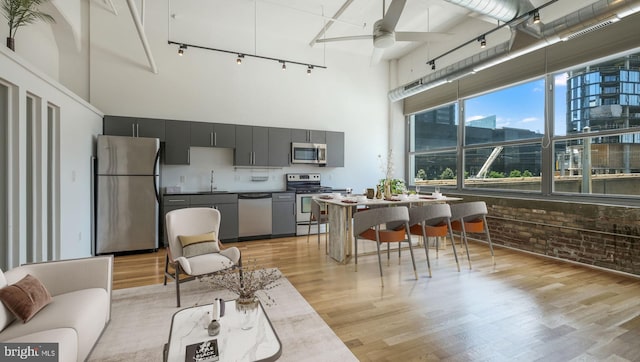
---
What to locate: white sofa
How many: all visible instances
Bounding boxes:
[0,256,112,362]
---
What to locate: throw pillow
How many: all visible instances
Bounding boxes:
[0,274,52,323]
[0,269,16,331]
[179,231,220,258]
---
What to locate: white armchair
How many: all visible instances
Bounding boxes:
[164,207,241,307]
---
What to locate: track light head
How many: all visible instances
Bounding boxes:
[178,44,186,56]
[478,35,486,48]
[533,10,540,24]
[237,54,244,64]
[429,60,435,71]
[281,61,286,70]
[307,65,313,75]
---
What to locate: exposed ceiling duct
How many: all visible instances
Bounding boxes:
[389,0,640,102]
[443,0,527,22]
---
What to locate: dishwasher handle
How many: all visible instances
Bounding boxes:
[238,193,272,199]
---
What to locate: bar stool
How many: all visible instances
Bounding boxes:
[307,200,329,252]
[450,201,494,266]
[353,206,418,287]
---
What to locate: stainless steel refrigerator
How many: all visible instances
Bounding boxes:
[96,135,160,254]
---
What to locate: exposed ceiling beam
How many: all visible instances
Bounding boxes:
[126,0,158,74]
[308,0,355,47]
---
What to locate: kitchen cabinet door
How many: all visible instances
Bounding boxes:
[164,120,190,165]
[191,122,236,148]
[137,118,166,140]
[326,131,345,167]
[104,116,165,140]
[252,126,269,166]
[234,125,253,166]
[268,127,291,167]
[234,125,268,166]
[104,116,137,137]
[190,121,214,147]
[272,193,296,235]
[213,123,236,148]
[215,203,239,242]
[291,128,326,143]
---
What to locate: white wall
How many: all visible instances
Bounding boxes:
[88,0,396,194]
[0,46,102,268]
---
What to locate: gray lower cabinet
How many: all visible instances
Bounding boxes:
[268,127,291,167]
[191,122,236,148]
[326,131,345,167]
[272,192,296,236]
[104,116,165,140]
[160,195,190,247]
[189,194,239,242]
[162,194,239,244]
[164,120,190,165]
[234,125,269,166]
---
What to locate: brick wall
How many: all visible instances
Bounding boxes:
[451,195,640,276]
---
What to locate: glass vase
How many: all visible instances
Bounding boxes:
[236,296,259,330]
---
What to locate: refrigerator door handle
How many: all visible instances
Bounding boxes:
[153,149,160,203]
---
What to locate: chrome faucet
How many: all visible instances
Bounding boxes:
[210,170,216,192]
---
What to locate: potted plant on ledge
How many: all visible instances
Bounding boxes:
[2,0,54,51]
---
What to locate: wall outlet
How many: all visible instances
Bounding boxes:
[179,175,186,183]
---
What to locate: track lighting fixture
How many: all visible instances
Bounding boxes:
[167,41,327,72]
[478,35,486,48]
[178,44,187,56]
[429,60,436,71]
[533,10,540,24]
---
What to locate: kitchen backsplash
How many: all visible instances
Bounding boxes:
[161,147,340,193]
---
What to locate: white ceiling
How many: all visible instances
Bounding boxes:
[167,0,600,66]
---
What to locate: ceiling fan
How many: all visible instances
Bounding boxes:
[315,0,445,63]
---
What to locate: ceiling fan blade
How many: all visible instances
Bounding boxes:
[370,47,384,65]
[394,31,449,42]
[380,0,407,31]
[315,35,373,43]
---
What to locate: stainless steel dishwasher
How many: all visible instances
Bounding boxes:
[238,193,273,239]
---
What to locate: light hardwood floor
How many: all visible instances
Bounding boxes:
[113,236,640,361]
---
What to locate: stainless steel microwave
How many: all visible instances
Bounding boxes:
[291,142,327,165]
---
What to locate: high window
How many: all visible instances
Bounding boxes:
[407,51,640,198]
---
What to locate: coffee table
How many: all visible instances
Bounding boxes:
[164,299,282,362]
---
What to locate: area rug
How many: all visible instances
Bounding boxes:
[88,276,356,361]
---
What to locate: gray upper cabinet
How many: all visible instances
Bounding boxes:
[190,122,236,148]
[234,125,268,166]
[214,123,236,148]
[268,128,291,167]
[190,122,214,147]
[103,116,165,141]
[326,131,345,167]
[164,120,190,165]
[291,129,325,144]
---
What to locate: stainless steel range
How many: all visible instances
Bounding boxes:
[286,173,333,236]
